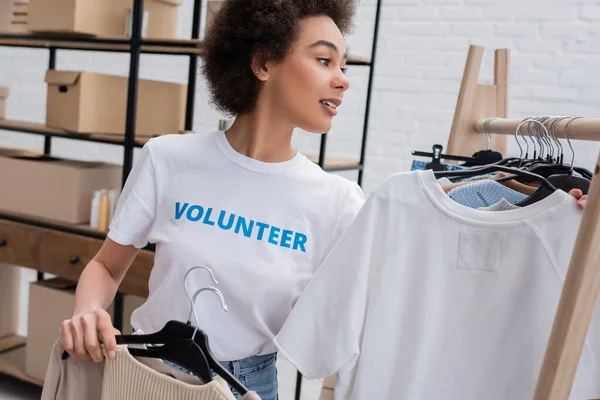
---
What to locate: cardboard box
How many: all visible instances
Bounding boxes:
[28,0,180,39]
[0,0,12,32]
[0,86,8,119]
[0,153,122,223]
[123,294,146,334]
[45,70,187,137]
[0,264,20,338]
[26,278,115,382]
[9,1,29,33]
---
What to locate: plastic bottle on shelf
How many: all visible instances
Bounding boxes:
[108,189,118,223]
[97,190,110,232]
[90,190,101,229]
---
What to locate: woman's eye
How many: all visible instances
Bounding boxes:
[341,66,348,74]
[317,58,330,66]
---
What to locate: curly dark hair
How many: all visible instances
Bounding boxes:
[201,0,357,116]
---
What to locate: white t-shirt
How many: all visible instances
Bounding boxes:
[274,169,600,400]
[108,131,364,361]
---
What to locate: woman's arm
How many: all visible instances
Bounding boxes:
[60,238,140,362]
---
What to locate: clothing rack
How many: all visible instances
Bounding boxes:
[533,151,600,399]
[464,120,600,399]
[442,44,600,399]
[472,117,600,399]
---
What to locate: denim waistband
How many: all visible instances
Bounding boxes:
[222,352,277,375]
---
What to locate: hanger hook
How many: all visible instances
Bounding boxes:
[529,118,543,159]
[187,286,228,341]
[515,117,536,161]
[550,116,569,164]
[546,117,559,161]
[183,265,218,306]
[538,116,553,161]
[564,116,583,172]
[532,117,545,160]
[512,119,525,161]
[483,118,495,151]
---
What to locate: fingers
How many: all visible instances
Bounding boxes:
[70,316,92,361]
[569,189,583,199]
[96,309,117,361]
[578,197,587,210]
[61,319,75,357]
[82,313,104,362]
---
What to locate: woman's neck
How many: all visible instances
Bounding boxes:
[224,103,297,163]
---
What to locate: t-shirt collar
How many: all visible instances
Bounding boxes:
[213,130,305,174]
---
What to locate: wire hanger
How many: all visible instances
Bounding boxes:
[522,117,591,191]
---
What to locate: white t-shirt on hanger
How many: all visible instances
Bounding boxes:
[274,169,600,400]
[107,131,364,361]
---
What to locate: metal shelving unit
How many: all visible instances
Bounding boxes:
[0,0,380,396]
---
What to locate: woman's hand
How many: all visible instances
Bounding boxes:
[60,309,120,362]
[568,189,588,210]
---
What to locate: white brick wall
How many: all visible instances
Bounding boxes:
[0,0,599,196]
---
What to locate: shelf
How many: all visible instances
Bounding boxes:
[0,209,107,240]
[0,119,148,148]
[1,119,361,171]
[0,33,373,64]
[0,33,204,56]
[0,335,43,387]
[347,55,372,66]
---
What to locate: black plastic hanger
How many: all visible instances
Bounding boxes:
[527,164,591,194]
[61,320,214,383]
[114,320,248,395]
[434,164,558,205]
[128,337,213,382]
[412,144,488,171]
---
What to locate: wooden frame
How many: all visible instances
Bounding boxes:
[446,45,509,157]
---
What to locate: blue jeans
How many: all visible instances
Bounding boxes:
[219,353,279,400]
[165,352,278,399]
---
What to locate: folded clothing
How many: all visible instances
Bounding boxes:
[448,179,527,209]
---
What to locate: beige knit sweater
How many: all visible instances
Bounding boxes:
[101,346,261,400]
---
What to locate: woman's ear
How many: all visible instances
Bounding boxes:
[251,50,269,81]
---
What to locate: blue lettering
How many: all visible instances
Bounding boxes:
[234,217,255,238]
[217,210,235,230]
[187,205,204,222]
[175,202,189,220]
[268,227,281,245]
[293,233,307,252]
[256,222,269,241]
[203,208,216,226]
[280,230,293,248]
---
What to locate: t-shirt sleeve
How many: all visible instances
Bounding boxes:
[274,192,382,380]
[107,142,158,249]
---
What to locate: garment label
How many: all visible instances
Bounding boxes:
[457,231,503,273]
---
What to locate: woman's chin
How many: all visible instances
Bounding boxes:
[299,121,333,134]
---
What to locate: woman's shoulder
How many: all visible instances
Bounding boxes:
[145,131,213,151]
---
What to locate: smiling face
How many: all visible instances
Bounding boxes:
[257,16,351,133]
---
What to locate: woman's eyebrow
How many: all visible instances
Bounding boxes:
[308,40,349,60]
